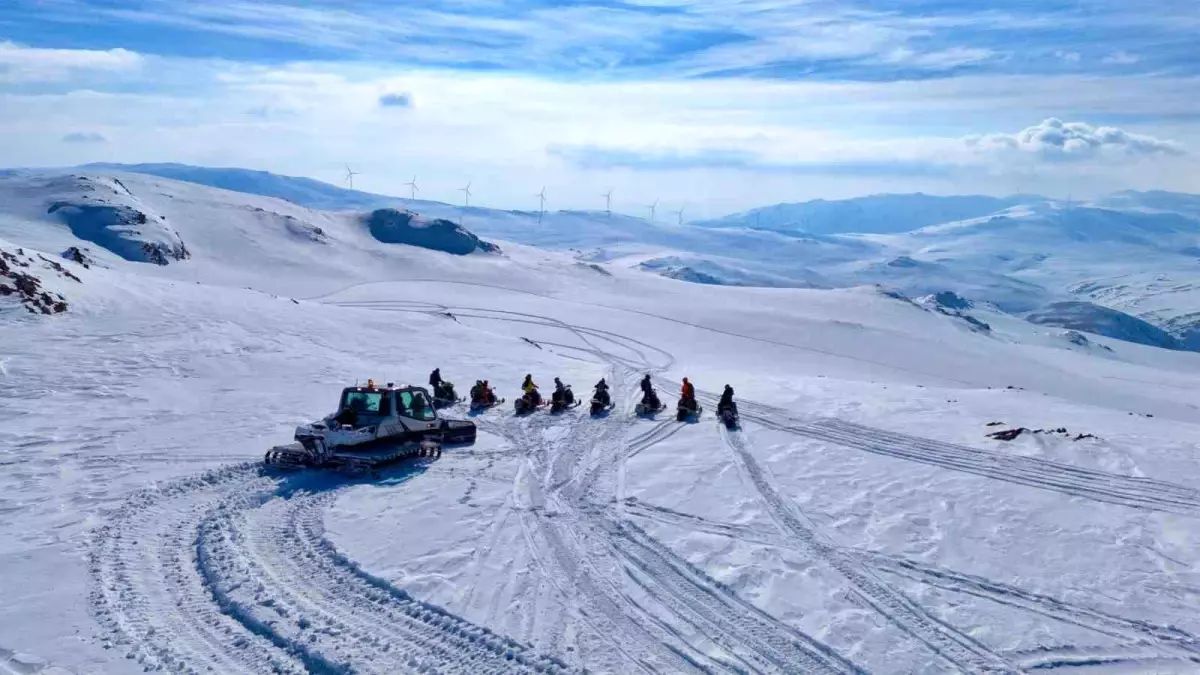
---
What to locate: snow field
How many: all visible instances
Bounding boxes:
[3,174,1200,673]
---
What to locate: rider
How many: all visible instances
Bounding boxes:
[718,384,737,416]
[680,377,696,410]
[522,374,541,405]
[552,377,567,405]
[470,380,485,403]
[482,380,496,404]
[640,374,654,402]
[594,378,610,405]
[429,368,450,399]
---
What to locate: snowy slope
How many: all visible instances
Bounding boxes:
[54,166,1200,346]
[693,193,1035,235]
[4,172,1200,674]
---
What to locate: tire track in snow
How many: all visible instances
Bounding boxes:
[718,426,1019,674]
[89,461,572,674]
[745,411,1200,517]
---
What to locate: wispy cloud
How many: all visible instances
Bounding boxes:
[1102,51,1140,65]
[551,118,1186,178]
[4,0,1195,80]
[547,143,955,177]
[61,131,107,143]
[0,40,142,84]
[378,92,413,109]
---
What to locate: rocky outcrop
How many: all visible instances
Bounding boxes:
[365,209,499,255]
[48,201,190,265]
[1,247,78,315]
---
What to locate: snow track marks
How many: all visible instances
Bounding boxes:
[89,463,570,674]
[747,412,1200,517]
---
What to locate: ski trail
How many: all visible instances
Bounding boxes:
[719,427,1019,674]
[745,411,1200,517]
[89,461,573,674]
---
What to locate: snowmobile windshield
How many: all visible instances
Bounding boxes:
[341,390,385,415]
[398,390,437,421]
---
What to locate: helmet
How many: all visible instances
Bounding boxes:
[683,377,689,383]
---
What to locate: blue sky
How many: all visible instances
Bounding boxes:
[1,0,1197,214]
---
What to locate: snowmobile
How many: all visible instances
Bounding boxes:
[514,390,546,415]
[590,387,614,415]
[676,397,702,422]
[432,381,462,408]
[717,404,739,430]
[550,385,579,413]
[469,392,504,413]
[264,382,476,473]
[635,390,666,416]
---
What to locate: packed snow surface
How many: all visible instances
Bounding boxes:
[4,172,1200,674]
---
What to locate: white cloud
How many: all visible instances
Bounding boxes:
[1102,51,1140,65]
[0,41,143,84]
[1054,50,1081,63]
[882,46,999,70]
[966,118,1184,160]
[61,131,107,143]
[1,62,1197,215]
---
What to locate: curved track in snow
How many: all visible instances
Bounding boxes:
[89,463,572,674]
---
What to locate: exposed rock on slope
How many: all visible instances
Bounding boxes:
[44,176,190,265]
[365,209,499,255]
[0,247,78,315]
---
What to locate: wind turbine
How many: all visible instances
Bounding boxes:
[457,181,472,226]
[602,188,613,218]
[404,175,418,200]
[646,199,658,223]
[672,204,685,226]
[536,186,546,223]
[344,164,360,190]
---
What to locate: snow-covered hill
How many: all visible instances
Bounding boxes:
[693,193,1036,235]
[4,170,1200,674]
[64,164,1200,352]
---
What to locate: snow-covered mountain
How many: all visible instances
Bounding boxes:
[4,169,1200,674]
[65,165,1200,352]
[693,193,1037,235]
